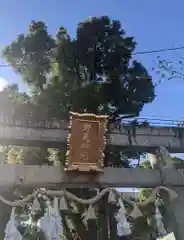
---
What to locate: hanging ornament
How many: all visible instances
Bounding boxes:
[84,204,97,221]
[39,198,63,240]
[154,199,167,237]
[81,209,88,227]
[66,217,75,231]
[32,197,41,212]
[59,195,68,211]
[108,189,117,204]
[4,207,22,240]
[115,198,131,237]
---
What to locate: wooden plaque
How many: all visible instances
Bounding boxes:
[65,112,108,172]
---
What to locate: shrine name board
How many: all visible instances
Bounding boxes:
[65,112,108,172]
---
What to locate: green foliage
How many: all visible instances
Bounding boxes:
[139,188,152,202]
[6,146,50,165]
[139,160,151,169]
[172,156,184,169]
[3,16,155,120]
[2,21,55,92]
[140,156,184,170]
[19,224,46,240]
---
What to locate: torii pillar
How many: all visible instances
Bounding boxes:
[148,150,184,240]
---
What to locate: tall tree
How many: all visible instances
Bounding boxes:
[2,16,155,239]
[2,17,155,119]
[2,21,55,93]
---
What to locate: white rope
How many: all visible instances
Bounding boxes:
[0,186,177,207]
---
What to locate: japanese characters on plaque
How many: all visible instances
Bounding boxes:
[65,112,108,172]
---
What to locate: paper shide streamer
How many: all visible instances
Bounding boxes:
[2,186,177,239]
[39,198,63,240]
[115,198,131,237]
[4,208,22,240]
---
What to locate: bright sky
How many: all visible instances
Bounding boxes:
[0,0,184,121]
[0,77,8,91]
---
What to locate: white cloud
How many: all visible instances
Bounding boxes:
[0,77,8,92]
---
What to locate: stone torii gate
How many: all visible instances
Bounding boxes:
[0,114,184,238]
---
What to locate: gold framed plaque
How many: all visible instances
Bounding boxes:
[65,112,108,172]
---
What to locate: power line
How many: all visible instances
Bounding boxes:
[0,45,184,68]
[141,114,184,119]
[122,117,184,127]
[132,46,184,55]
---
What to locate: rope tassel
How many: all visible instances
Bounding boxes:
[85,204,97,221]
[108,189,117,204]
[115,198,131,237]
[154,199,167,237]
[32,197,41,212]
[59,196,68,210]
[4,207,22,240]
